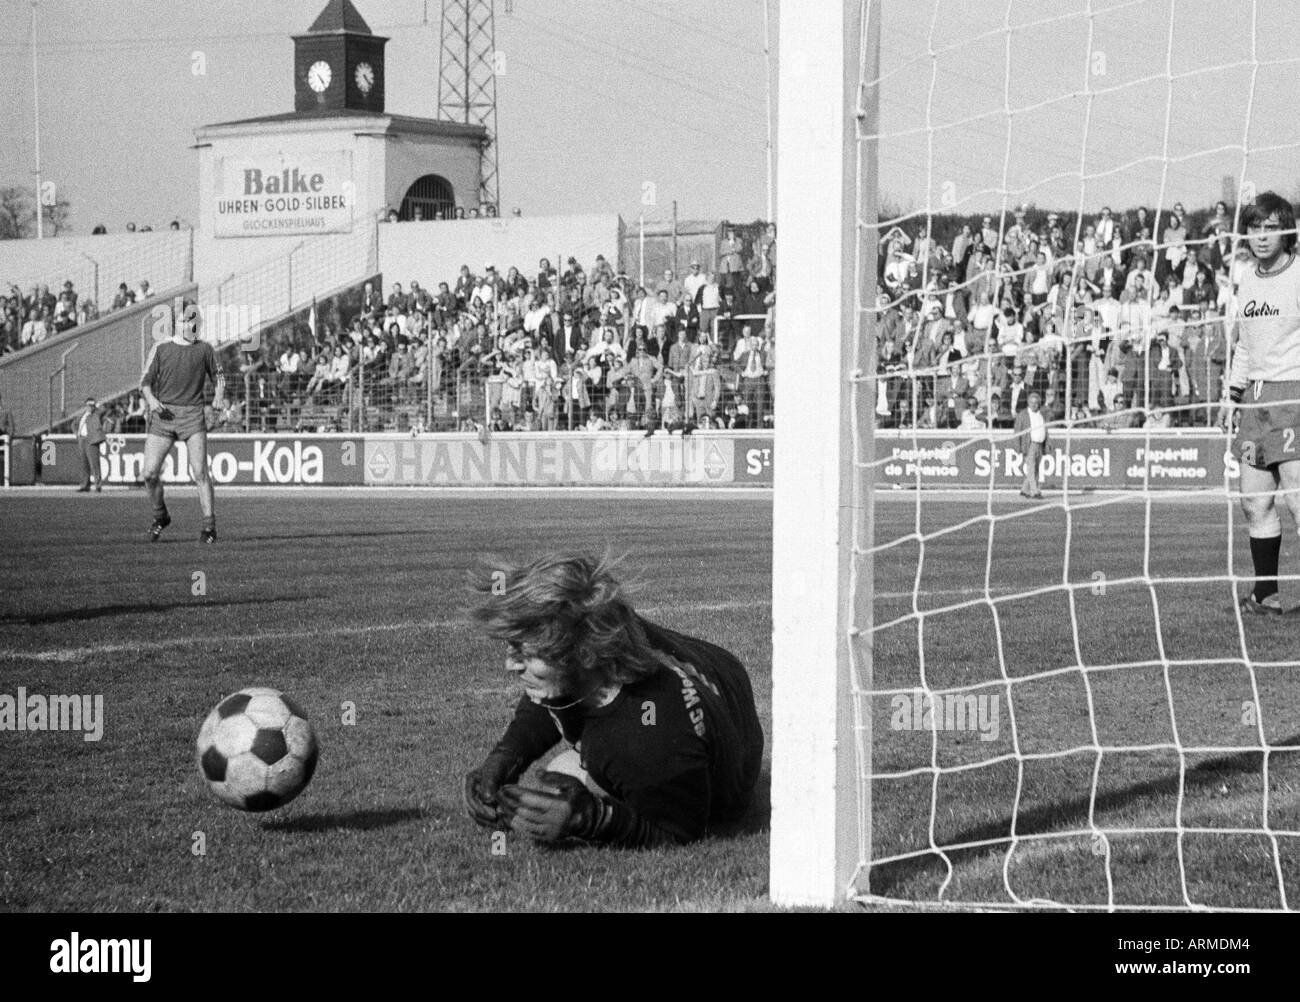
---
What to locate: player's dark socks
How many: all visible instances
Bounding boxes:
[1249,534,1282,603]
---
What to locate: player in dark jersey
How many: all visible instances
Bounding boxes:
[463,553,764,847]
[139,299,225,543]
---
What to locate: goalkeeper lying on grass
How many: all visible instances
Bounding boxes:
[463,552,764,848]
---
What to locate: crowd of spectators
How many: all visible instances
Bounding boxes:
[0,276,156,356]
[1,216,182,357]
[876,200,1245,430]
[224,224,777,433]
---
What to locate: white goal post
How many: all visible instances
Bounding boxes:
[770,0,878,906]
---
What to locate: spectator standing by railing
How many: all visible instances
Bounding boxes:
[735,328,769,425]
[74,397,107,493]
[683,261,706,307]
[1014,391,1047,498]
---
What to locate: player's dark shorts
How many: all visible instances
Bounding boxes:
[147,404,207,442]
[1233,380,1300,470]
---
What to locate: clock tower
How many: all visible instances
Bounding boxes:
[194,0,488,290]
[293,0,387,114]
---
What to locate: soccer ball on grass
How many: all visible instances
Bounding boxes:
[196,687,319,811]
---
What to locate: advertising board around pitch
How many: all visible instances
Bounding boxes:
[724,432,1236,490]
[37,436,365,486]
[875,433,1233,490]
[363,434,737,486]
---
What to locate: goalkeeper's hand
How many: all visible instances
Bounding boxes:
[463,750,525,829]
[204,405,222,431]
[154,404,175,421]
[1218,385,1243,435]
[496,772,602,843]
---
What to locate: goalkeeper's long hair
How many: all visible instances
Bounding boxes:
[468,551,661,685]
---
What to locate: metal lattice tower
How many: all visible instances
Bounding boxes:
[437,0,499,211]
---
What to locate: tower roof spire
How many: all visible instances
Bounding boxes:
[307,0,372,35]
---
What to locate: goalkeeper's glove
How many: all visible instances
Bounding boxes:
[497,773,604,843]
[463,748,528,829]
[496,773,684,848]
[204,405,222,431]
[154,405,174,421]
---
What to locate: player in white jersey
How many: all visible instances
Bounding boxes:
[1223,192,1300,614]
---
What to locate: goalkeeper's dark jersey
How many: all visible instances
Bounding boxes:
[494,618,764,844]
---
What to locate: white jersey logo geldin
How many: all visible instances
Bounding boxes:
[1241,299,1280,318]
[1228,256,1300,383]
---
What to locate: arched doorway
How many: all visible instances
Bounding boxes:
[400,174,455,221]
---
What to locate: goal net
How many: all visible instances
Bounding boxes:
[771,0,1300,910]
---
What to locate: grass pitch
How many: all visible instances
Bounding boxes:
[0,487,1297,911]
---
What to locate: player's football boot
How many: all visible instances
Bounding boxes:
[199,528,217,544]
[148,513,171,543]
[1240,592,1284,616]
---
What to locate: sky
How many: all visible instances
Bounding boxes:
[1,0,1298,235]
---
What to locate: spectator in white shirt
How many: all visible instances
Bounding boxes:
[1014,391,1048,498]
[585,327,626,362]
[21,308,47,346]
[1095,206,1116,248]
[648,289,677,330]
[523,295,551,336]
[994,308,1024,359]
[533,344,559,386]
[632,287,655,330]
[1094,286,1120,334]
[967,291,998,352]
[683,261,707,304]
[278,345,302,398]
[697,272,722,342]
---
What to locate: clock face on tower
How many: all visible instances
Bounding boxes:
[307,60,332,93]
[292,12,386,115]
[355,62,374,95]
